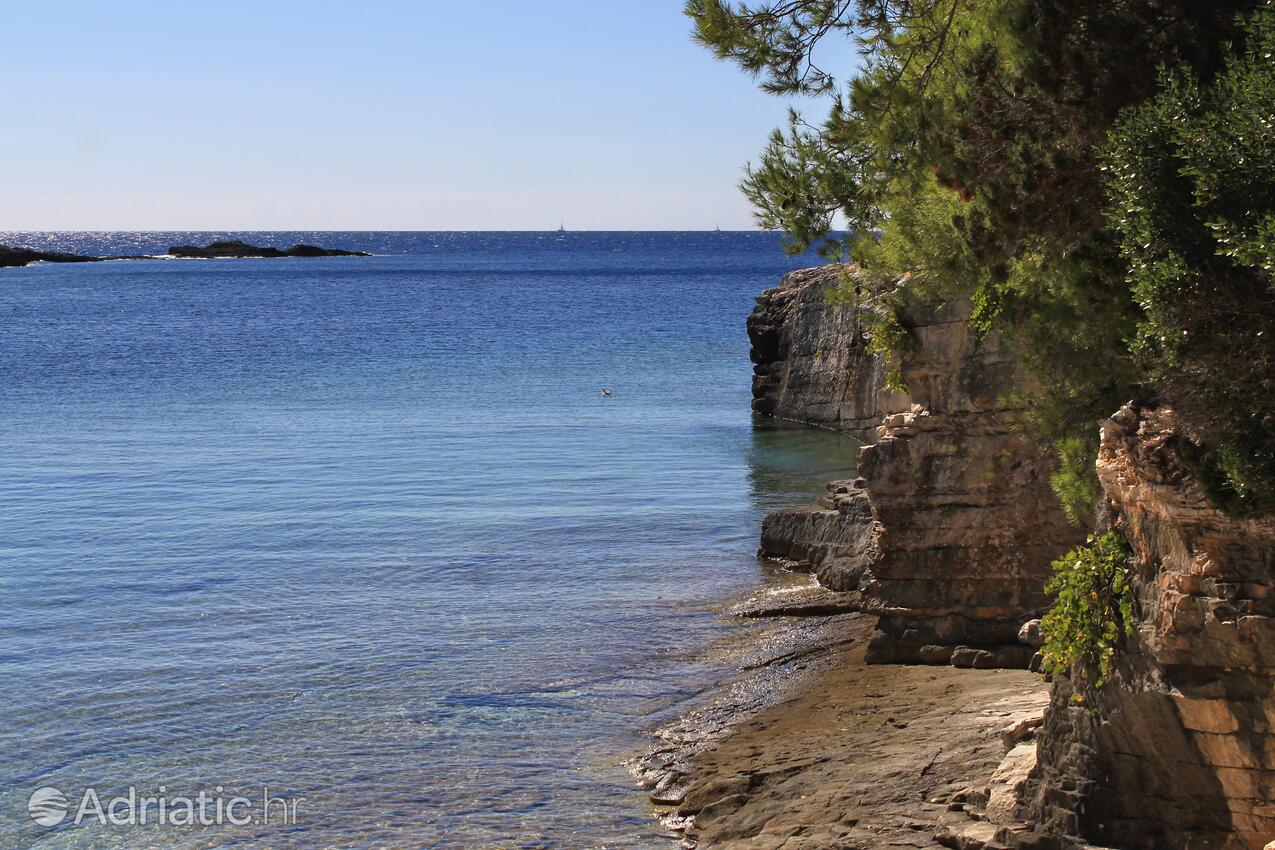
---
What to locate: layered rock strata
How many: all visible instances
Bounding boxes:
[1024,404,1275,850]
[750,266,1082,665]
[758,479,877,592]
[747,265,903,439]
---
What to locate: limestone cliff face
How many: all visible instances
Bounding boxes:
[1026,404,1275,850]
[748,267,1275,847]
[747,266,904,440]
[750,266,1082,664]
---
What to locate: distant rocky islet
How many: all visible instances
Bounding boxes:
[0,239,369,268]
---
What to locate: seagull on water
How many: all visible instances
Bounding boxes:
[601,388,613,397]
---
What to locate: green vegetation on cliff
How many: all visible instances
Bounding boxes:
[1040,532,1133,695]
[1105,14,1275,514]
[688,0,1275,516]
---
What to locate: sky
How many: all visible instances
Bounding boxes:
[0,0,836,231]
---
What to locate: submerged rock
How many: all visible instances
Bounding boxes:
[729,582,861,618]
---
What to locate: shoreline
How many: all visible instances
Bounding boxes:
[630,576,869,837]
[633,581,1050,849]
[634,261,1065,849]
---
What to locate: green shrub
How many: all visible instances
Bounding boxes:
[1041,532,1135,694]
[1103,6,1275,512]
[688,0,1274,521]
[1179,435,1275,518]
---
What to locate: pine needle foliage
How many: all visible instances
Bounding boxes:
[687,0,1273,516]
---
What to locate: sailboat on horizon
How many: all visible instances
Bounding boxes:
[558,220,566,233]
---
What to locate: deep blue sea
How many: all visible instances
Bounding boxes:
[0,232,857,849]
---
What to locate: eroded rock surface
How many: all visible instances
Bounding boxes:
[1024,405,1275,850]
[748,266,905,439]
[748,266,1082,664]
[670,632,1050,850]
[856,394,1080,664]
[759,478,878,592]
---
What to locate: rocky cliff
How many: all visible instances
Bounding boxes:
[747,266,902,439]
[1023,404,1275,850]
[750,265,1082,665]
[746,266,1275,848]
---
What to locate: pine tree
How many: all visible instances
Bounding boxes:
[688,0,1274,515]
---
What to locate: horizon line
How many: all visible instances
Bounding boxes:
[1,227,780,234]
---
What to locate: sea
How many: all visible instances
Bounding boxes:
[0,232,858,849]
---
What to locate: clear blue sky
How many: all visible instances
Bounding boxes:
[1,1,825,230]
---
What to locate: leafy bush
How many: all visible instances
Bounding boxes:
[1103,6,1275,515]
[1041,532,1134,693]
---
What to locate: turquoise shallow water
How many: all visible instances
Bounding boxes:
[0,232,857,849]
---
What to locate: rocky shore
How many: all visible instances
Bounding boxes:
[650,265,1275,849]
[674,628,1049,850]
[0,240,369,268]
[636,596,1053,850]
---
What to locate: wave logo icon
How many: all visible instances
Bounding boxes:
[28,786,68,827]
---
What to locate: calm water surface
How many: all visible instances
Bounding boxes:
[0,232,857,848]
